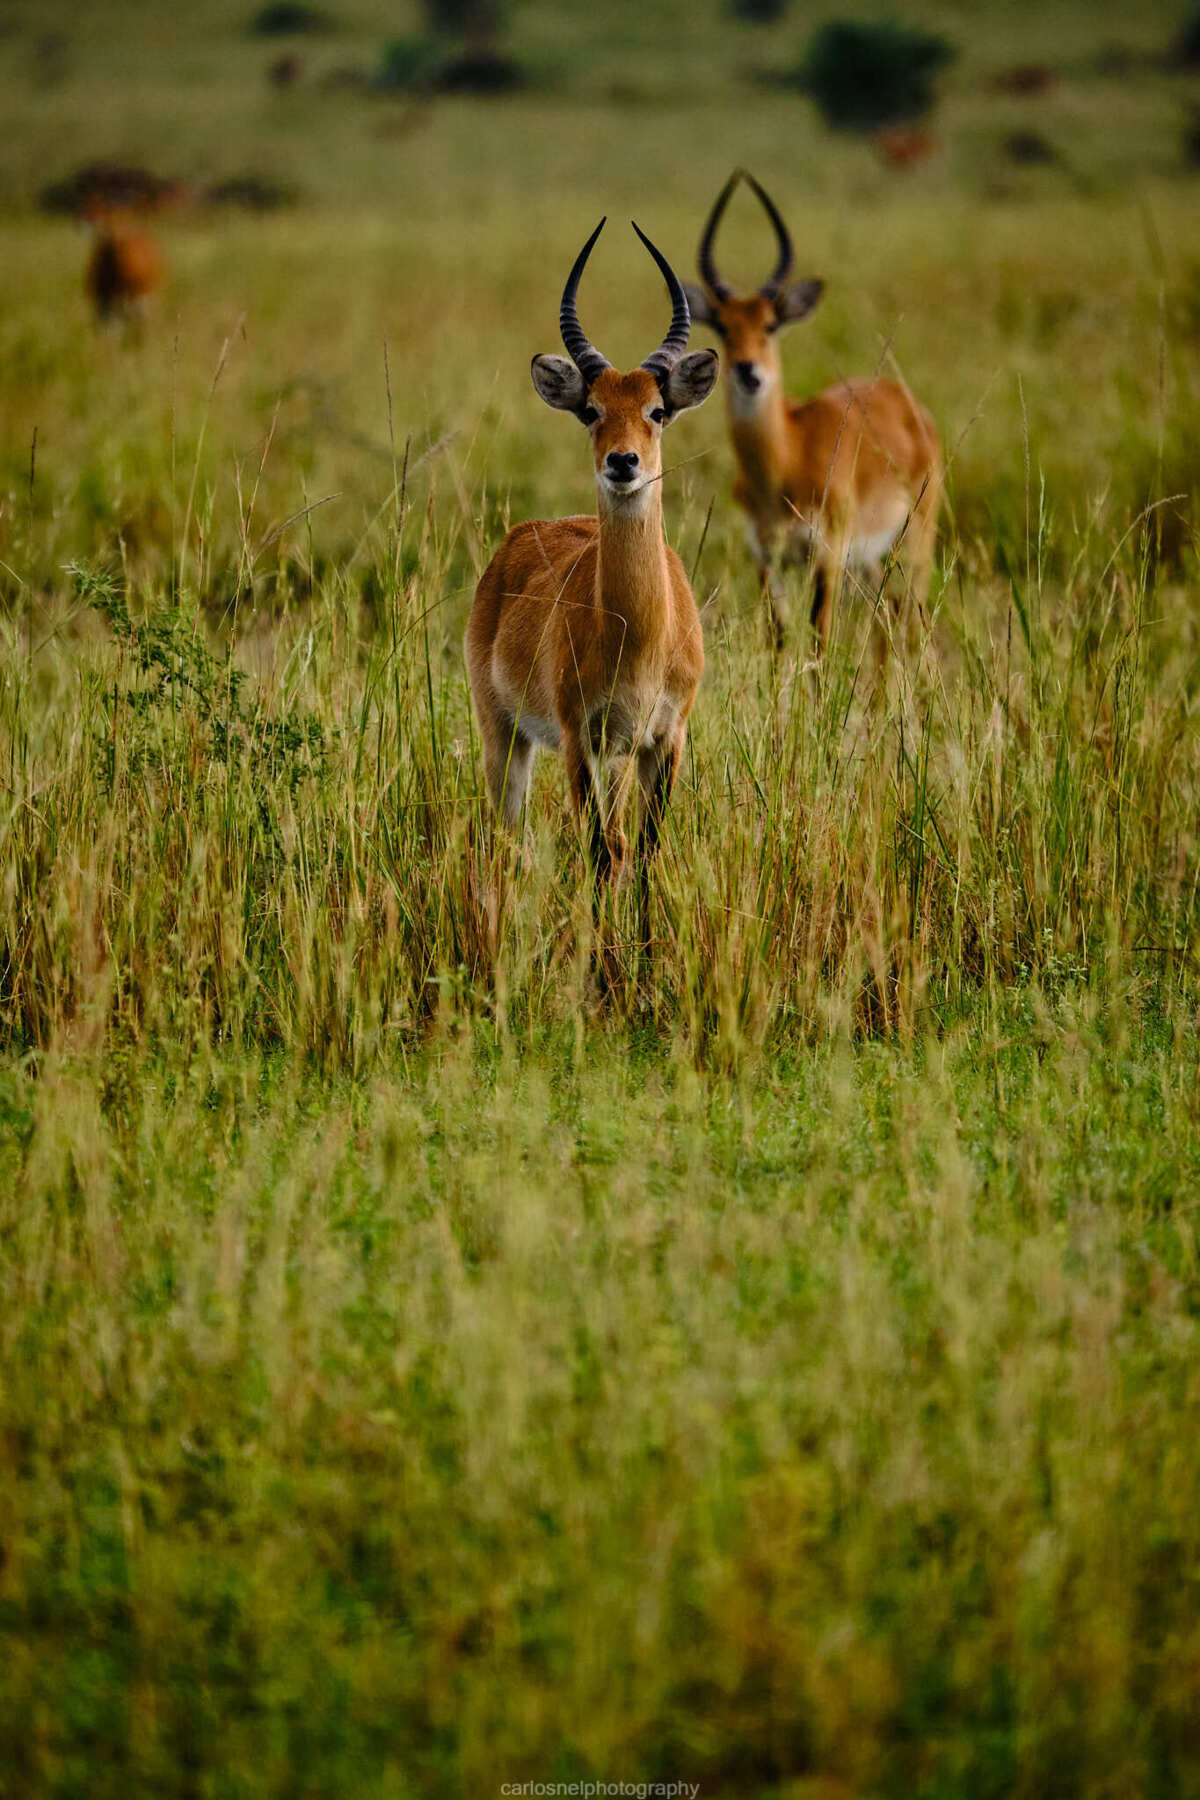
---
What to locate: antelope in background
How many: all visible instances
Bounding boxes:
[83,199,164,329]
[684,169,941,661]
[465,219,718,926]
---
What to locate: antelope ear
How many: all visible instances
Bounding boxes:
[682,282,721,329]
[661,349,719,419]
[531,354,588,414]
[773,279,824,325]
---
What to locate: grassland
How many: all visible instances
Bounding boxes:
[1,1,1200,1794]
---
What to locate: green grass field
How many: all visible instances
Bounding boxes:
[2,1,1200,1794]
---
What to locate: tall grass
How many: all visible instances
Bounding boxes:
[2,450,1198,1793]
[1,485,1195,1064]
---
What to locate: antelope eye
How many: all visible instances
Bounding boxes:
[580,405,599,426]
[649,407,666,425]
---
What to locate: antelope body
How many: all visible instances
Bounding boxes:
[84,204,163,327]
[684,170,941,655]
[465,220,717,898]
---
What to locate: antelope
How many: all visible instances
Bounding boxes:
[465,219,718,915]
[874,126,938,169]
[83,202,164,328]
[683,169,941,660]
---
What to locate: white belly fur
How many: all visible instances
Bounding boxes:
[846,519,906,567]
[491,655,679,758]
[588,688,682,758]
[490,657,560,747]
[788,509,908,569]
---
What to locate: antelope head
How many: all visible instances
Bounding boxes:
[683,170,824,417]
[531,219,719,513]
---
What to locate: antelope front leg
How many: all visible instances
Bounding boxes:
[483,726,534,831]
[746,515,788,650]
[810,561,834,658]
[762,563,789,653]
[635,731,682,951]
[566,734,626,893]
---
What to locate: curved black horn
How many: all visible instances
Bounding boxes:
[559,217,611,386]
[633,221,691,382]
[697,169,740,300]
[743,171,794,295]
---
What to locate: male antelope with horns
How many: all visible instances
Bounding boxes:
[684,170,941,657]
[465,219,718,909]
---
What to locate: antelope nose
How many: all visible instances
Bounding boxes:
[735,361,761,390]
[606,450,639,482]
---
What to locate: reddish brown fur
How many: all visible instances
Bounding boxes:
[874,126,938,168]
[690,227,941,659]
[465,366,706,891]
[84,205,163,325]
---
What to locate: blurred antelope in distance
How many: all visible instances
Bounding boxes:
[83,199,164,330]
[874,126,937,169]
[684,169,941,661]
[465,218,718,922]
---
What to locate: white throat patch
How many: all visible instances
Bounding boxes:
[728,368,775,420]
[597,472,657,516]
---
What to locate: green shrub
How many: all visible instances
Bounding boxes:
[420,0,506,40]
[70,564,332,798]
[732,0,789,22]
[1172,8,1200,68]
[794,19,955,131]
[437,48,523,91]
[377,23,522,93]
[375,34,444,91]
[250,2,332,35]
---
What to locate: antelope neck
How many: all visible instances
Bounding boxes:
[730,381,788,496]
[594,486,671,646]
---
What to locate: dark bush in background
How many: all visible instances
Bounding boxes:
[39,161,180,215]
[250,3,332,35]
[1171,9,1200,69]
[376,37,521,93]
[376,35,444,91]
[438,49,523,91]
[377,0,520,94]
[1004,130,1057,166]
[731,0,790,23]
[421,0,506,40]
[206,173,301,210]
[793,20,955,131]
[1185,106,1200,167]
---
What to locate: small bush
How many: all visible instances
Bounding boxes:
[731,0,789,23]
[421,0,505,37]
[794,20,955,132]
[1171,9,1200,69]
[267,52,303,88]
[249,2,332,36]
[72,564,332,797]
[1186,107,1200,167]
[376,35,521,94]
[1004,129,1057,167]
[993,62,1057,96]
[437,48,522,91]
[39,160,178,217]
[375,36,444,92]
[377,0,516,95]
[206,173,301,210]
